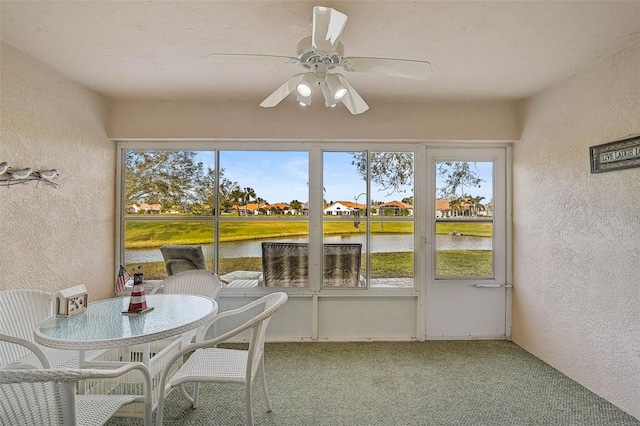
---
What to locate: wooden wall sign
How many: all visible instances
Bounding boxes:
[590,136,640,173]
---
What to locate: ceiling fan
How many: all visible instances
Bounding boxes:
[207,6,433,115]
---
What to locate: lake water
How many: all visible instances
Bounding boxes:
[125,234,491,263]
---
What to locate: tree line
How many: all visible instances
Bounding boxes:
[125,151,486,216]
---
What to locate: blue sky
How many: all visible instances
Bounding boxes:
[196,151,492,204]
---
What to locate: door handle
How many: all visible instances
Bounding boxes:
[470,284,513,288]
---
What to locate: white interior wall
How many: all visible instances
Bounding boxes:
[0,42,115,300]
[512,41,640,419]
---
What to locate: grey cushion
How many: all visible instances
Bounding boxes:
[160,245,207,276]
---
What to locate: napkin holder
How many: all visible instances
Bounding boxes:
[55,284,88,316]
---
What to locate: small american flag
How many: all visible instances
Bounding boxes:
[115,265,132,294]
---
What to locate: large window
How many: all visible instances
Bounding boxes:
[122,150,216,278]
[218,151,309,288]
[119,143,505,294]
[322,151,415,288]
[120,146,417,290]
[121,149,312,288]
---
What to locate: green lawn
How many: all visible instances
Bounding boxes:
[125,219,492,249]
[125,218,493,280]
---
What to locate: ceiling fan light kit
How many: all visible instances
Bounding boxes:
[294,63,350,108]
[208,6,432,115]
[296,73,316,97]
[326,74,347,100]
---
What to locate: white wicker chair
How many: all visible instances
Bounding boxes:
[155,292,288,426]
[161,270,221,302]
[161,269,222,344]
[160,269,223,403]
[0,339,153,426]
[0,289,101,368]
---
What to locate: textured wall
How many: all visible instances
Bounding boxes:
[0,42,114,300]
[512,41,640,419]
[107,99,520,141]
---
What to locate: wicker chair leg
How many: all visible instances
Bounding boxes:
[259,358,272,412]
[246,379,254,426]
[193,382,201,408]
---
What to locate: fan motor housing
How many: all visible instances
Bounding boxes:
[296,36,343,69]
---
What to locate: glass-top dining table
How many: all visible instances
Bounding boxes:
[34,294,218,424]
[35,294,218,352]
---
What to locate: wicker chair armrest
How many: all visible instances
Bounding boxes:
[0,332,50,369]
[196,294,279,342]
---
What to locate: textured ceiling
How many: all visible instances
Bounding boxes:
[1,1,639,104]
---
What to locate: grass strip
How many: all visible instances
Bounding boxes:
[128,250,492,280]
[125,220,493,249]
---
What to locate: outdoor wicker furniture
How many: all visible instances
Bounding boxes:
[0,289,104,369]
[161,270,222,342]
[0,339,152,426]
[155,292,288,426]
[260,242,363,287]
[160,245,208,276]
[34,294,218,422]
[161,270,221,301]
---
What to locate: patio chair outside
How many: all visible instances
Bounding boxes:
[155,292,288,426]
[322,243,363,287]
[260,242,309,287]
[260,242,363,287]
[160,245,208,276]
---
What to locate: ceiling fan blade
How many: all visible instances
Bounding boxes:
[312,6,348,54]
[336,75,369,115]
[259,74,306,108]
[341,57,433,80]
[208,53,299,65]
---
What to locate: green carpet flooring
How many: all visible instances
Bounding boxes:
[107,341,639,426]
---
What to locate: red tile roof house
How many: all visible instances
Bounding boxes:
[229,203,264,215]
[126,203,162,214]
[261,203,293,215]
[377,200,414,216]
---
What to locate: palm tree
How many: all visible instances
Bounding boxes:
[290,199,303,215]
[468,195,486,216]
[243,187,256,216]
[448,198,464,217]
[229,187,244,216]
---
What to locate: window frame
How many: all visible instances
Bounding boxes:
[116,141,508,299]
[426,147,507,286]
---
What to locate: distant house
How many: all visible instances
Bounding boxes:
[323,201,366,216]
[377,200,414,216]
[126,203,162,214]
[230,203,264,215]
[435,199,452,218]
[435,198,492,217]
[482,200,493,217]
[261,203,292,215]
